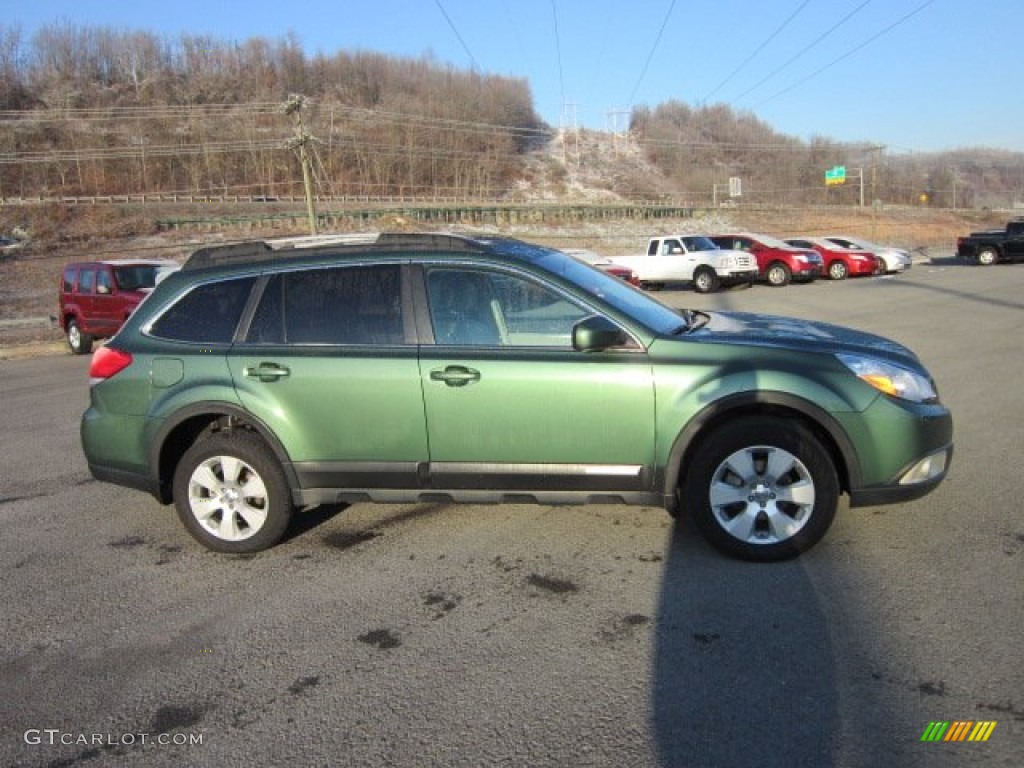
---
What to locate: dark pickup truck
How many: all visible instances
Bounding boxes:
[956,219,1024,265]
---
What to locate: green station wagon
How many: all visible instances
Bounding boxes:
[81,233,953,561]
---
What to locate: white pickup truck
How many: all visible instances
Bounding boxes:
[610,235,759,292]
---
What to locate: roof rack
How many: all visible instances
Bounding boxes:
[181,232,492,271]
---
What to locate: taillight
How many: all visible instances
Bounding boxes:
[89,346,133,383]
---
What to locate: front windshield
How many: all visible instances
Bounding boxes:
[682,235,718,251]
[540,251,685,334]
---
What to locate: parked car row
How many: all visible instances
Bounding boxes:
[588,232,912,294]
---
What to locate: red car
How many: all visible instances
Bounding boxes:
[709,233,824,287]
[784,237,881,280]
[562,249,640,286]
[59,259,180,354]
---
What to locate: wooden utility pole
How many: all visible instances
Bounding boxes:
[284,94,318,235]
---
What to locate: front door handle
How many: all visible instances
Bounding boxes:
[243,362,291,382]
[430,365,481,387]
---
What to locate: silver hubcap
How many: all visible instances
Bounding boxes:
[708,445,815,545]
[187,455,269,541]
[68,325,80,348]
[769,267,785,285]
[830,263,846,279]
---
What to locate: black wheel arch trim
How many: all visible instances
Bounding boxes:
[659,391,862,512]
[148,401,299,503]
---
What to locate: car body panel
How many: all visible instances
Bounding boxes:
[228,348,429,464]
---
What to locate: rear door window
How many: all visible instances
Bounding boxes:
[246,264,405,345]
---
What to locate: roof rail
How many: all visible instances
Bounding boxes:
[181,232,491,270]
[184,241,273,270]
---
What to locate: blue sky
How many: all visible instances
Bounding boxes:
[9,0,1024,153]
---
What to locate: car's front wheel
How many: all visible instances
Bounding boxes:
[683,416,838,561]
[172,431,293,553]
[766,262,791,286]
[693,267,720,294]
[66,319,93,355]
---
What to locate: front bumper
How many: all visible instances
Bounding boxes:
[841,396,953,508]
[794,264,824,279]
[720,268,759,284]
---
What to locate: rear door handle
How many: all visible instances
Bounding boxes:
[243,362,291,382]
[430,365,481,387]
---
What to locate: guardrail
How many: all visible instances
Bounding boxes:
[151,202,699,231]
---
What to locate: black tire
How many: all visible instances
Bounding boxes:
[828,260,849,280]
[172,431,293,553]
[766,262,791,287]
[682,416,839,561]
[976,247,998,266]
[693,267,720,294]
[66,319,93,355]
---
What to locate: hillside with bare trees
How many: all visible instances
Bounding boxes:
[2,23,1023,210]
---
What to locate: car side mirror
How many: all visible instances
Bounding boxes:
[572,315,629,352]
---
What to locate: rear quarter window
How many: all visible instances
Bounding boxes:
[149,277,256,343]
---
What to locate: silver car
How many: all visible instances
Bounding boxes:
[823,236,912,273]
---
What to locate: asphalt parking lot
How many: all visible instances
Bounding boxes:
[1,260,1021,767]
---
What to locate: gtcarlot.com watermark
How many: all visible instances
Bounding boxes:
[24,729,203,747]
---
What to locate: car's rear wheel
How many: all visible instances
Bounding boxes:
[766,262,791,286]
[172,431,293,553]
[693,267,720,294]
[683,416,838,561]
[976,247,998,266]
[66,319,93,355]
[828,260,849,280]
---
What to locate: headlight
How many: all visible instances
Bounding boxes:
[836,353,937,402]
[794,254,808,262]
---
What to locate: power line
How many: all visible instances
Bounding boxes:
[754,0,935,108]
[702,0,812,103]
[730,0,871,105]
[551,0,566,108]
[627,0,678,108]
[433,0,480,71]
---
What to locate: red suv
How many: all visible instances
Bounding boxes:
[59,259,179,354]
[709,233,824,287]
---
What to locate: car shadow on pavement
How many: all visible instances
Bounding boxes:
[283,503,350,543]
[651,520,842,767]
